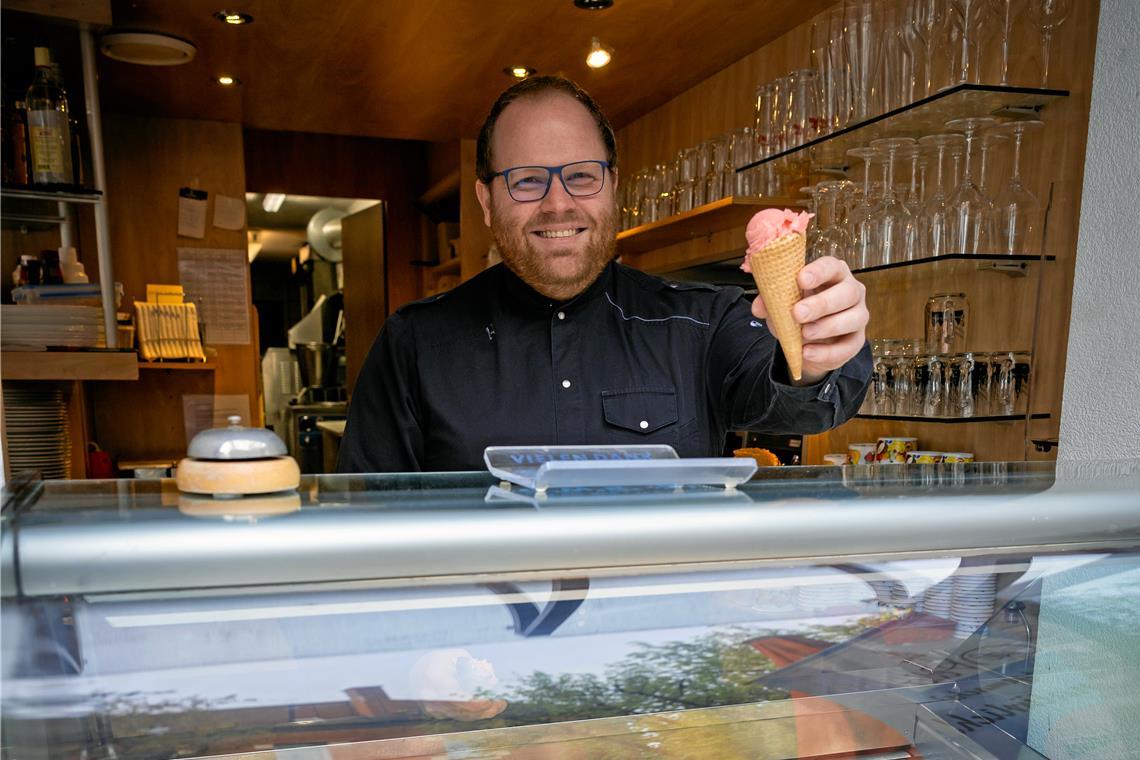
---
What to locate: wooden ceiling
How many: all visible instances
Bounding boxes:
[89,0,833,142]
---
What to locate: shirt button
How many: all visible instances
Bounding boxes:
[557,311,566,320]
[562,379,571,389]
[639,420,649,429]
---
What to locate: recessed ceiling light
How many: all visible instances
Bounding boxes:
[215,74,241,86]
[586,38,612,68]
[214,10,253,24]
[504,66,536,79]
[100,32,197,66]
[574,0,614,9]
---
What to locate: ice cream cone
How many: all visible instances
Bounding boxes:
[747,232,805,380]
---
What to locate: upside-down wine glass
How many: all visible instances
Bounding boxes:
[869,137,917,267]
[917,133,962,258]
[945,117,997,254]
[1029,0,1072,88]
[846,146,880,269]
[993,119,1044,254]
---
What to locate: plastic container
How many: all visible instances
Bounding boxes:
[11,282,122,308]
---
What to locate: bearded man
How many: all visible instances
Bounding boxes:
[338,76,871,473]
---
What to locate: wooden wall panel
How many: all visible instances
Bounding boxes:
[459,139,493,280]
[615,1,1101,464]
[341,203,386,393]
[86,115,258,463]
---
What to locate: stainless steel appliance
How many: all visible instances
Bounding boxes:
[284,386,346,473]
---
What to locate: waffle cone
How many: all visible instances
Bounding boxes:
[747,232,805,380]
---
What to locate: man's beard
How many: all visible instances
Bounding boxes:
[490,200,619,301]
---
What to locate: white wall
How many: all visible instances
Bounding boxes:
[1057,0,1140,460]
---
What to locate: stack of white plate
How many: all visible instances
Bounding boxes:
[920,578,955,619]
[951,573,997,639]
[797,581,860,612]
[3,385,71,479]
[1,305,106,350]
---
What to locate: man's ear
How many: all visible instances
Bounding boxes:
[475,180,492,227]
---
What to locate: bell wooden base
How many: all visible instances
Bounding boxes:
[175,456,300,496]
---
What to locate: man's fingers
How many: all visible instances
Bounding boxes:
[803,332,864,367]
[801,304,870,342]
[794,275,865,324]
[798,256,851,292]
[751,294,769,319]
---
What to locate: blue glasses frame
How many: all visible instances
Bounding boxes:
[487,160,611,202]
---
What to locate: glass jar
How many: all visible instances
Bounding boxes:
[924,292,969,354]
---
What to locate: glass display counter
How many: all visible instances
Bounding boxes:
[2,460,1138,759]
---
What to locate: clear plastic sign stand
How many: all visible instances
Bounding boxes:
[482,445,757,500]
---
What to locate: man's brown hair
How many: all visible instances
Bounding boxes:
[475,75,618,183]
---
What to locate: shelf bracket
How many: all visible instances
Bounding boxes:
[976,261,1029,277]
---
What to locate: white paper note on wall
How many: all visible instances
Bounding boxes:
[182,394,252,448]
[177,188,208,238]
[213,194,246,230]
[177,247,251,345]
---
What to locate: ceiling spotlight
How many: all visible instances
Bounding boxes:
[214,10,254,25]
[574,0,614,9]
[586,38,612,69]
[214,74,241,86]
[504,66,536,79]
[262,193,286,213]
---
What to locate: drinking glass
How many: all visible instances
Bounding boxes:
[786,69,824,148]
[987,0,1028,85]
[1029,0,1072,87]
[945,116,998,254]
[971,351,994,415]
[640,168,661,224]
[992,119,1044,254]
[948,352,977,417]
[814,180,856,265]
[729,127,755,197]
[828,6,851,130]
[892,338,919,415]
[692,142,711,208]
[844,0,884,121]
[994,350,1032,414]
[658,161,676,219]
[674,148,699,214]
[914,0,953,95]
[799,185,821,261]
[925,292,969,353]
[948,0,988,84]
[917,133,963,258]
[847,146,881,269]
[869,137,917,266]
[704,136,728,204]
[977,130,1008,198]
[920,353,947,417]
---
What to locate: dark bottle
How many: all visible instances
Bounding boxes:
[2,89,31,186]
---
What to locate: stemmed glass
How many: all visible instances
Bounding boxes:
[1029,0,1072,87]
[992,119,1044,254]
[901,143,925,259]
[987,0,1027,86]
[947,0,988,84]
[846,146,881,269]
[977,130,1008,198]
[814,180,856,265]
[869,137,917,267]
[945,117,998,254]
[917,133,963,258]
[914,0,952,95]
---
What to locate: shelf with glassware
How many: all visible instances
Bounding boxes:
[615,196,805,256]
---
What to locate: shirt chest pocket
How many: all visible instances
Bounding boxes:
[601,387,679,438]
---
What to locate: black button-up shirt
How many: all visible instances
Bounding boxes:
[338,262,871,472]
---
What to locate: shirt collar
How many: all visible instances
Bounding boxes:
[498,259,616,315]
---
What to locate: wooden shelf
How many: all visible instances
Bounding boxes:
[616,196,804,255]
[427,257,461,276]
[853,253,1056,274]
[138,360,216,371]
[1,351,139,380]
[855,413,1050,423]
[417,170,461,206]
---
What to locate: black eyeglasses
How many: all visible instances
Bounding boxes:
[486,160,610,202]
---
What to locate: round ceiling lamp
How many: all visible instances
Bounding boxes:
[100,32,197,66]
[574,0,614,9]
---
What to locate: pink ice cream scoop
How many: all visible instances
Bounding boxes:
[741,208,814,273]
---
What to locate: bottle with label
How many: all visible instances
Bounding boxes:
[2,87,32,185]
[25,47,73,185]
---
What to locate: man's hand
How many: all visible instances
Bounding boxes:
[751,256,868,386]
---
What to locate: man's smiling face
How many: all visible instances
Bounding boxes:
[476,92,618,301]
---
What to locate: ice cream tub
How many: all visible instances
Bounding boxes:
[942,452,975,463]
[905,451,944,464]
[848,442,877,465]
[876,437,918,463]
[823,454,849,466]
